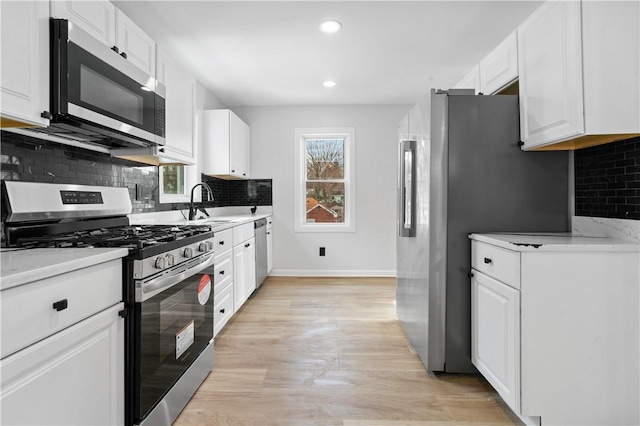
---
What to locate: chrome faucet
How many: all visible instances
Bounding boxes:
[188,182,214,220]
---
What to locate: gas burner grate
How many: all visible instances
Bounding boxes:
[14,224,214,250]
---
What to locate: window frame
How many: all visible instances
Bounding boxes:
[294,127,356,233]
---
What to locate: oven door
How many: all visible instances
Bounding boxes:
[132,254,214,424]
[52,19,165,146]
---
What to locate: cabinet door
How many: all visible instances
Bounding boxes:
[472,271,520,412]
[452,65,480,94]
[159,47,196,163]
[479,32,518,95]
[0,303,125,426]
[233,238,256,311]
[267,224,273,274]
[51,0,116,48]
[214,283,234,337]
[518,1,584,149]
[0,1,50,127]
[229,112,250,178]
[115,9,155,76]
[233,244,248,311]
[244,238,256,296]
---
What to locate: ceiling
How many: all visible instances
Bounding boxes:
[114,1,543,107]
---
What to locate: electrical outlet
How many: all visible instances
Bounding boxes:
[319,247,325,256]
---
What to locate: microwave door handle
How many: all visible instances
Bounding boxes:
[136,253,215,302]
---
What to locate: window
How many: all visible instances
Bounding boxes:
[159,164,199,203]
[294,127,355,232]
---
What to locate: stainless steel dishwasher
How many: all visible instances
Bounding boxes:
[254,218,268,289]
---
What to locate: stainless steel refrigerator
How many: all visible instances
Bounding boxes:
[396,89,569,373]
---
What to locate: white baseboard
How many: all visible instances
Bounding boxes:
[270,269,396,277]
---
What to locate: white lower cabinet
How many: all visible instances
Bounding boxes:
[472,270,520,412]
[470,234,640,426]
[213,233,234,337]
[233,236,256,312]
[266,216,273,274]
[0,258,125,426]
[232,223,256,312]
[1,303,124,426]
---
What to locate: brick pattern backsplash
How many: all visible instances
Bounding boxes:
[575,136,640,220]
[1,130,272,220]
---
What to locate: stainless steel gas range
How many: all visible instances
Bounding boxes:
[2,181,215,426]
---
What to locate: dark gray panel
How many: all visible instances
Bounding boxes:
[444,94,569,373]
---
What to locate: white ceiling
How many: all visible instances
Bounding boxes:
[113,1,543,107]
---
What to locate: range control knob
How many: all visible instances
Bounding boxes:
[165,254,175,267]
[154,256,166,269]
[183,247,194,258]
[198,242,209,253]
[206,241,214,251]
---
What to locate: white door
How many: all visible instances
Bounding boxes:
[0,303,125,426]
[518,1,584,149]
[471,271,520,412]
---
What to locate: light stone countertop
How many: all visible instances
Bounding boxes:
[128,211,272,233]
[469,233,640,252]
[0,248,129,291]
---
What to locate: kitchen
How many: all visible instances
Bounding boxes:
[1,1,639,425]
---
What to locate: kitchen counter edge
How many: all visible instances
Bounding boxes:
[469,233,640,252]
[0,248,129,291]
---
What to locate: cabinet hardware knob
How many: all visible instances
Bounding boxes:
[111,45,119,53]
[484,257,492,264]
[53,299,68,312]
[120,52,127,59]
[517,141,525,147]
[220,308,225,314]
[41,111,53,119]
[468,272,474,278]
[245,243,250,248]
[219,270,225,275]
[219,241,224,245]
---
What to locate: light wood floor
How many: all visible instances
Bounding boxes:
[175,277,521,426]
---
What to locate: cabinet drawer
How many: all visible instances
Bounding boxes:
[213,249,233,295]
[214,283,234,337]
[471,241,520,288]
[1,259,122,359]
[233,222,254,245]
[213,228,232,254]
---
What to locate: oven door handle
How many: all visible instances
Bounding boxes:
[136,253,215,302]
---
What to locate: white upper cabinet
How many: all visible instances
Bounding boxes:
[479,31,518,95]
[452,65,480,94]
[202,109,251,179]
[115,10,155,76]
[157,46,196,164]
[51,0,116,47]
[51,0,155,76]
[518,0,640,151]
[0,1,50,127]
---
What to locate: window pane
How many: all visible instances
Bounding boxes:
[162,165,185,195]
[306,138,344,180]
[306,182,345,223]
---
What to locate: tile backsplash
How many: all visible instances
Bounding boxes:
[574,136,640,220]
[1,130,272,215]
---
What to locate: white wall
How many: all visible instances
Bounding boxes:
[233,105,409,276]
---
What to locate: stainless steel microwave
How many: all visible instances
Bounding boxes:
[44,18,165,149]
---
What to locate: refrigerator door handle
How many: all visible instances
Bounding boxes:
[399,139,417,237]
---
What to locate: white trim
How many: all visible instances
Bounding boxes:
[270,269,395,277]
[293,127,356,233]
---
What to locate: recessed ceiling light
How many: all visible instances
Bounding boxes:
[323,80,337,88]
[319,20,342,34]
